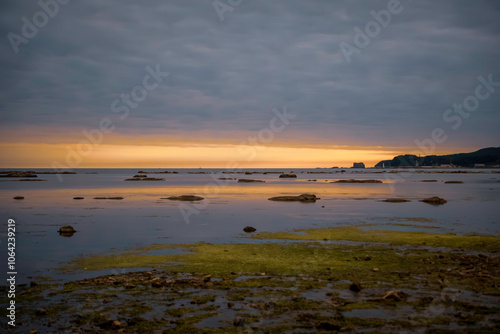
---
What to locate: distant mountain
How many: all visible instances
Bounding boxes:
[374,147,500,168]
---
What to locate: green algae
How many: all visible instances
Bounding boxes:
[253,226,500,251]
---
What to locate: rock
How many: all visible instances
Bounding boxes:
[13,196,24,200]
[125,283,135,289]
[0,171,37,178]
[382,290,409,302]
[333,179,382,183]
[420,180,438,182]
[445,181,464,184]
[364,255,372,261]
[164,195,204,201]
[243,226,256,233]
[237,179,265,183]
[73,197,84,200]
[152,281,164,288]
[29,330,38,334]
[268,194,319,203]
[316,322,341,331]
[233,317,245,327]
[58,225,76,233]
[58,225,77,237]
[420,196,447,205]
[98,320,123,329]
[372,268,380,272]
[382,198,410,203]
[30,281,38,287]
[125,177,164,181]
[36,308,47,316]
[279,173,297,178]
[227,302,234,308]
[349,282,362,292]
[93,197,124,200]
[245,171,253,175]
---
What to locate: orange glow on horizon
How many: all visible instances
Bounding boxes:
[0,142,402,168]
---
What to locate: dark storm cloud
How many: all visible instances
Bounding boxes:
[1,0,499,148]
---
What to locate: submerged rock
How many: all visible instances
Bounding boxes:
[13,196,24,200]
[382,198,410,203]
[279,173,297,178]
[164,195,204,201]
[445,181,464,184]
[333,179,383,183]
[420,196,447,205]
[243,226,256,233]
[268,194,319,203]
[73,197,84,200]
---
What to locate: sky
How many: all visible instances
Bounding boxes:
[1,0,499,168]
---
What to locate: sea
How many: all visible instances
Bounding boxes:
[1,168,499,284]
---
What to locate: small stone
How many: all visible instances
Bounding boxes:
[152,281,164,288]
[227,302,234,308]
[364,255,372,261]
[125,283,135,289]
[372,268,380,272]
[243,226,256,233]
[29,330,38,334]
[30,280,38,287]
[36,308,47,316]
[349,282,362,292]
[233,317,245,326]
[73,197,84,200]
[13,196,24,200]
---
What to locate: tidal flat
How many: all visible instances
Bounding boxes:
[4,227,500,333]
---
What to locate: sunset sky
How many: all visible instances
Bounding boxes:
[1,1,499,168]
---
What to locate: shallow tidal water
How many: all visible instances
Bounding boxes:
[0,168,499,284]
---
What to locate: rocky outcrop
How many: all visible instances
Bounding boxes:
[164,195,204,201]
[0,171,37,178]
[268,194,319,203]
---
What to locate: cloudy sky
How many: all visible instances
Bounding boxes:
[1,0,499,167]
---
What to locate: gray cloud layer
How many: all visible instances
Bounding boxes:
[1,0,499,149]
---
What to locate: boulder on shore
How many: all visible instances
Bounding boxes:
[420,196,447,205]
[164,195,204,201]
[243,226,256,233]
[268,194,319,203]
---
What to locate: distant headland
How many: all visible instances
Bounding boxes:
[374,147,500,168]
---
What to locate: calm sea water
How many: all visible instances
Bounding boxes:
[1,168,499,283]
